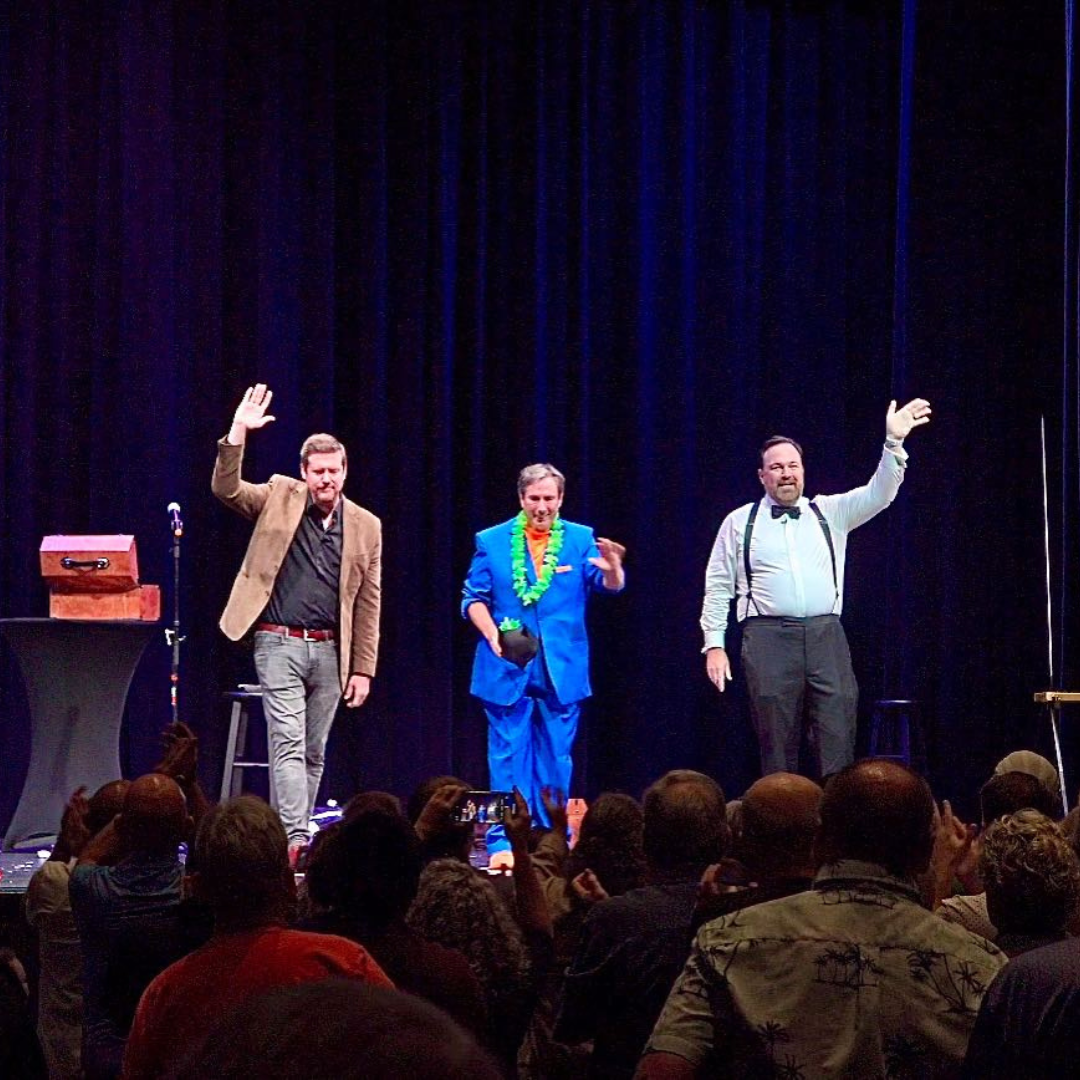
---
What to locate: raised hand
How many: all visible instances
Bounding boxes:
[503,787,534,854]
[927,798,974,909]
[154,721,198,784]
[230,383,277,438]
[56,786,91,859]
[886,398,932,441]
[570,868,610,904]
[413,782,468,842]
[589,537,626,574]
[541,786,569,838]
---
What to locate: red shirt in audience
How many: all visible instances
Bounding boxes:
[122,926,392,1079]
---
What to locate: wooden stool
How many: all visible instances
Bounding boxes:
[868,698,923,770]
[220,688,276,806]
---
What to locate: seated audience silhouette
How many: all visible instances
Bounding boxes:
[122,795,391,1078]
[639,759,1007,1079]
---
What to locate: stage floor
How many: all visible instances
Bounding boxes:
[0,850,49,895]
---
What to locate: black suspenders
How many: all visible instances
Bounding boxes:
[741,500,839,616]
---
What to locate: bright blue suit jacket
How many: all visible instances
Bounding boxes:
[462,517,622,706]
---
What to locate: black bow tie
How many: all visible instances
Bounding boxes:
[771,504,801,519]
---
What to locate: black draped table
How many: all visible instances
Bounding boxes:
[0,618,155,849]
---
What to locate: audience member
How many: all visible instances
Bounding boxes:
[170,980,502,1080]
[692,772,821,931]
[993,749,1061,809]
[638,759,1007,1079]
[935,770,1061,940]
[523,790,646,1078]
[69,774,194,1079]
[300,806,488,1035]
[343,789,404,820]
[565,793,647,899]
[408,855,535,1074]
[978,809,1080,956]
[408,776,474,863]
[557,769,728,1080]
[962,935,1080,1078]
[122,796,391,1078]
[25,780,128,1080]
[0,945,47,1079]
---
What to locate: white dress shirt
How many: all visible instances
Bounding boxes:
[701,445,908,650]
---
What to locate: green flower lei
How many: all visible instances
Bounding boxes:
[511,511,565,606]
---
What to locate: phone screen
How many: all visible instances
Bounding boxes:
[451,790,513,824]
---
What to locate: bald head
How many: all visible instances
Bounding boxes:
[738,773,822,878]
[87,779,131,836]
[817,759,935,879]
[118,774,190,855]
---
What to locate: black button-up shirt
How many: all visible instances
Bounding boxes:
[262,496,342,630]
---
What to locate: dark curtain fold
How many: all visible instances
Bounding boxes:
[0,0,1074,829]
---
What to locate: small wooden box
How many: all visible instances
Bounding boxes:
[47,585,161,621]
[40,535,160,621]
[40,535,140,593]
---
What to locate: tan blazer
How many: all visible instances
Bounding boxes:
[212,439,381,687]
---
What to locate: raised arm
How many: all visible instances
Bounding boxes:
[817,398,932,532]
[211,383,277,518]
[153,721,211,828]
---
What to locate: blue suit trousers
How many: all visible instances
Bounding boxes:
[484,653,579,853]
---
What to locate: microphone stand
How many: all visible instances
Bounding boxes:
[166,511,186,724]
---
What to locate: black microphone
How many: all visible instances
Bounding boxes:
[167,502,184,538]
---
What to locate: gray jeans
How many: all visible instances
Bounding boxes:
[253,630,341,844]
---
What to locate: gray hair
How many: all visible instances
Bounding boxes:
[517,463,565,497]
[192,796,290,917]
[300,433,347,470]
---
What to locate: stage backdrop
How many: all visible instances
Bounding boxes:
[1,0,1077,829]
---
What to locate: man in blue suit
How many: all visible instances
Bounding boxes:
[463,464,626,860]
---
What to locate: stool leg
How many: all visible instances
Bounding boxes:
[220,700,242,803]
[232,703,251,799]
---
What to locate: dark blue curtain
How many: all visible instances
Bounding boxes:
[1,0,1076,828]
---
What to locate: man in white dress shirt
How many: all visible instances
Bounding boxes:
[701,398,931,776]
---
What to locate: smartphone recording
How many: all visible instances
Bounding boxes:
[451,790,513,825]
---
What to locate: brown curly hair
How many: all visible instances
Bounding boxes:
[980,810,1080,935]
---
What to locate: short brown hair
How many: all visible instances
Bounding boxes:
[300,433,346,470]
[759,436,804,468]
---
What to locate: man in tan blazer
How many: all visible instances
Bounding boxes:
[212,384,381,854]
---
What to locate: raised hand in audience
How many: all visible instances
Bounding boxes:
[153,721,211,826]
[414,782,468,843]
[51,786,90,862]
[503,789,533,856]
[570,868,609,905]
[504,789,553,936]
[927,799,975,909]
[541,787,569,839]
[154,722,198,783]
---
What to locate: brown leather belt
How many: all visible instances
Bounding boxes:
[255,623,336,642]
